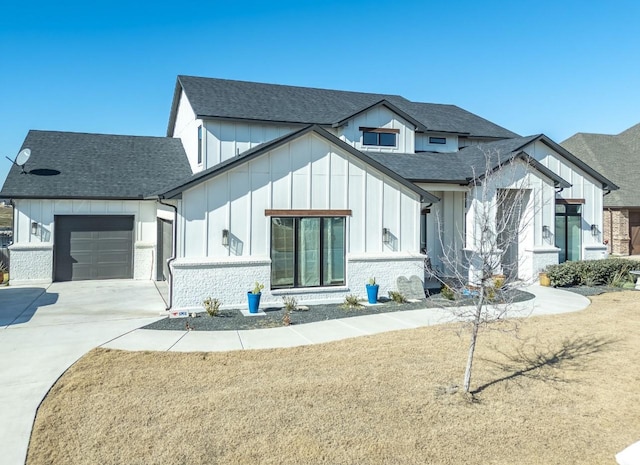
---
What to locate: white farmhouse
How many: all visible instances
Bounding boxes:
[1,76,617,311]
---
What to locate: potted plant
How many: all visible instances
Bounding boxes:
[365,277,379,304]
[539,272,550,287]
[0,262,7,285]
[248,281,264,313]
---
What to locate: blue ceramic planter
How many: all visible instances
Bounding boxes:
[247,292,261,313]
[366,284,379,304]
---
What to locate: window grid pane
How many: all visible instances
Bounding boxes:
[379,132,396,146]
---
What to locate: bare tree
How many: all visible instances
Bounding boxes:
[426,149,547,393]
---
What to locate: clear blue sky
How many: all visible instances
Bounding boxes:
[1,0,639,184]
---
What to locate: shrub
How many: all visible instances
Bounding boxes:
[282,296,298,312]
[388,291,408,304]
[545,258,640,287]
[440,285,455,300]
[203,297,222,317]
[342,294,363,309]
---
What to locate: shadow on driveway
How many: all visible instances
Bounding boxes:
[0,287,58,327]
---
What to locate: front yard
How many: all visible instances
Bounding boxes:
[27,291,640,465]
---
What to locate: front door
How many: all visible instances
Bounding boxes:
[630,211,640,255]
[555,204,582,262]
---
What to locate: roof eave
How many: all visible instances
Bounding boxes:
[539,135,619,191]
[158,125,439,203]
[166,77,184,137]
[332,99,428,132]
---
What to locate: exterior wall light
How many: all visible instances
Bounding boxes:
[591,224,599,236]
[222,229,229,246]
[382,227,391,244]
[542,225,551,239]
[31,221,38,235]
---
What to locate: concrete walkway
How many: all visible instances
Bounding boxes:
[0,282,590,465]
[103,284,591,351]
[0,280,166,465]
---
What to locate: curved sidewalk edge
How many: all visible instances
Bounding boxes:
[101,285,592,353]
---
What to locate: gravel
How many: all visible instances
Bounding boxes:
[143,289,535,331]
[560,285,636,296]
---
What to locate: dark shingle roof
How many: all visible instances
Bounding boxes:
[169,76,519,139]
[562,124,640,207]
[1,131,192,199]
[365,136,539,183]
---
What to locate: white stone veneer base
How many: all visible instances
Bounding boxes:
[134,242,156,280]
[170,253,427,311]
[8,244,53,284]
[584,245,608,260]
[529,247,560,277]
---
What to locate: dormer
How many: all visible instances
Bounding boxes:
[415,132,459,153]
[334,100,422,153]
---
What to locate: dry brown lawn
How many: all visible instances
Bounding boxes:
[28,291,640,465]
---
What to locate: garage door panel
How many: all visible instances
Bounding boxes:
[55,215,134,281]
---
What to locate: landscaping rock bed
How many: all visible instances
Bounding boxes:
[561,285,634,297]
[144,289,535,331]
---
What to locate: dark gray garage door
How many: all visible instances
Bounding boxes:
[54,215,134,281]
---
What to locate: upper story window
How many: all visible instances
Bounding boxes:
[429,136,447,144]
[197,126,203,165]
[360,127,399,147]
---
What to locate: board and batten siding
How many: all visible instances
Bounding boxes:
[178,132,422,259]
[414,187,467,274]
[338,105,415,153]
[415,133,459,153]
[172,90,202,173]
[10,199,158,283]
[528,140,606,252]
[203,121,300,169]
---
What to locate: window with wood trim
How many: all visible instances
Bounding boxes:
[270,217,346,289]
[361,127,398,147]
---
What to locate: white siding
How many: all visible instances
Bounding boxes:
[179,132,422,259]
[173,131,425,309]
[415,133,458,153]
[171,90,201,173]
[527,140,605,253]
[11,199,158,282]
[338,105,415,153]
[203,120,299,168]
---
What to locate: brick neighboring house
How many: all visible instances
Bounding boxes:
[562,124,640,255]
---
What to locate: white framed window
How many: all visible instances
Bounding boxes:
[429,136,447,144]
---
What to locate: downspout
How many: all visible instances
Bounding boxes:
[603,188,612,254]
[157,196,177,311]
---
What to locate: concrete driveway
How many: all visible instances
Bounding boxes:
[0,280,166,465]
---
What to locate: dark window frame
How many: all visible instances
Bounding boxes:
[270,216,346,289]
[362,130,397,147]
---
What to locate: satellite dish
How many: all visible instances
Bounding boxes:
[16,148,31,166]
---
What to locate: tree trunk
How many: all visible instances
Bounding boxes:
[463,293,484,393]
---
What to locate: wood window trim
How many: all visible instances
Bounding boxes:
[359,127,400,134]
[556,198,585,205]
[265,209,352,217]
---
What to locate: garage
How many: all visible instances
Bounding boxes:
[54,215,134,281]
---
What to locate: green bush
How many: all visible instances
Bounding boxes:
[545,258,640,287]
